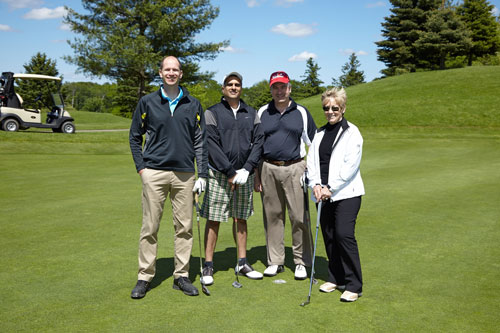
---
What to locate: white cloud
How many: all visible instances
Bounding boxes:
[59,23,71,31]
[366,1,386,8]
[271,23,316,37]
[245,0,261,8]
[220,45,245,53]
[0,0,43,10]
[23,6,68,20]
[0,24,13,31]
[492,6,499,17]
[340,49,368,56]
[288,51,317,62]
[276,0,303,7]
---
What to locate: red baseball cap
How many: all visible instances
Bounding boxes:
[269,71,290,87]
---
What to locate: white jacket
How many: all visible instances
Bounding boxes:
[307,119,365,202]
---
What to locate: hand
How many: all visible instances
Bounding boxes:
[233,169,249,185]
[192,178,206,194]
[313,185,322,201]
[320,186,332,201]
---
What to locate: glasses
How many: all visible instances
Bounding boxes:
[323,105,341,112]
[270,71,289,80]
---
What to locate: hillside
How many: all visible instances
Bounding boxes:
[300,66,500,129]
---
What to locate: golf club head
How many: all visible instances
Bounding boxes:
[300,301,310,307]
[202,285,211,296]
[232,281,242,288]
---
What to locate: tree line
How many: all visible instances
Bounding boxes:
[15,0,499,117]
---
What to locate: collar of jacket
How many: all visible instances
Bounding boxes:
[269,98,297,114]
[220,96,250,113]
[318,117,349,132]
[158,85,190,102]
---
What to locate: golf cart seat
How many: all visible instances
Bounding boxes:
[15,93,23,107]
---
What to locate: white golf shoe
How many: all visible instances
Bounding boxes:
[263,264,285,277]
[340,290,362,302]
[236,263,263,280]
[294,264,307,280]
[319,282,337,293]
[201,266,214,286]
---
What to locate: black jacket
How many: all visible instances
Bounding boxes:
[205,97,263,178]
[129,86,208,178]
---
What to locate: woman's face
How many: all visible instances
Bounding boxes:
[323,98,344,125]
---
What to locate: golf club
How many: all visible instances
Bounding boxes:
[232,187,242,288]
[194,193,210,296]
[300,200,322,307]
[302,172,318,285]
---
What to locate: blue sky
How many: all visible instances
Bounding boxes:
[1,0,499,87]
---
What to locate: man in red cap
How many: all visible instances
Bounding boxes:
[255,71,317,279]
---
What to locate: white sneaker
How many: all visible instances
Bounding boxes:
[340,290,362,302]
[319,282,337,293]
[294,264,307,280]
[263,264,284,277]
[201,266,214,286]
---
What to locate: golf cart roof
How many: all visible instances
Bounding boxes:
[13,73,61,81]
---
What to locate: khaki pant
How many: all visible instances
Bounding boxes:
[138,168,195,281]
[260,160,312,266]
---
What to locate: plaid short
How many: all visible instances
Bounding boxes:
[200,169,254,222]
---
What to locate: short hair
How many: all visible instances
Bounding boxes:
[160,56,182,70]
[321,87,347,109]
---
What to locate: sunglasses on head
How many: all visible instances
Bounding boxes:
[323,105,340,112]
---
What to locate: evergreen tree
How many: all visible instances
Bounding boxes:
[301,57,323,96]
[414,7,472,69]
[457,0,499,65]
[376,0,441,76]
[332,53,366,87]
[241,80,272,110]
[17,53,61,110]
[64,0,228,116]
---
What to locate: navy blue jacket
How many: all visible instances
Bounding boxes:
[205,97,263,178]
[129,86,208,178]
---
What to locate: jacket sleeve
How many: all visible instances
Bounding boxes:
[328,129,363,192]
[193,102,208,178]
[306,132,321,188]
[204,109,237,178]
[129,98,146,172]
[242,112,264,172]
[306,108,317,144]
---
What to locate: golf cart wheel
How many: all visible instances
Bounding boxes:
[61,121,75,134]
[2,118,20,132]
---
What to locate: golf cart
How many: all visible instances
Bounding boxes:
[0,72,75,133]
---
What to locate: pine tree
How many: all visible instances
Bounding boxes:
[64,0,228,116]
[376,0,441,76]
[301,57,323,96]
[332,53,365,87]
[414,7,472,69]
[16,53,61,110]
[457,0,499,65]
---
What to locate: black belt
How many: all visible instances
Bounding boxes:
[264,158,303,166]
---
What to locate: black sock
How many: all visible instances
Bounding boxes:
[238,258,246,266]
[204,261,213,268]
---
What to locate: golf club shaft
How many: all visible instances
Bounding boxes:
[194,193,210,295]
[303,200,322,306]
[232,187,242,287]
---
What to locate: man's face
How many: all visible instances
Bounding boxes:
[222,77,242,100]
[159,57,183,87]
[270,82,291,103]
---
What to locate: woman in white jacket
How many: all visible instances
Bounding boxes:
[307,87,365,302]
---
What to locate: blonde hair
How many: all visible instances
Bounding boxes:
[321,87,347,109]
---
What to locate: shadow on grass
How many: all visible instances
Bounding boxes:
[186,245,329,281]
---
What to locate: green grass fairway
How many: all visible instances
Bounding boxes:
[1,67,499,332]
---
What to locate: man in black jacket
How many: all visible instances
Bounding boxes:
[129,56,208,298]
[200,72,264,285]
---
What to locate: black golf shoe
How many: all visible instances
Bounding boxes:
[131,280,150,299]
[173,277,199,296]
